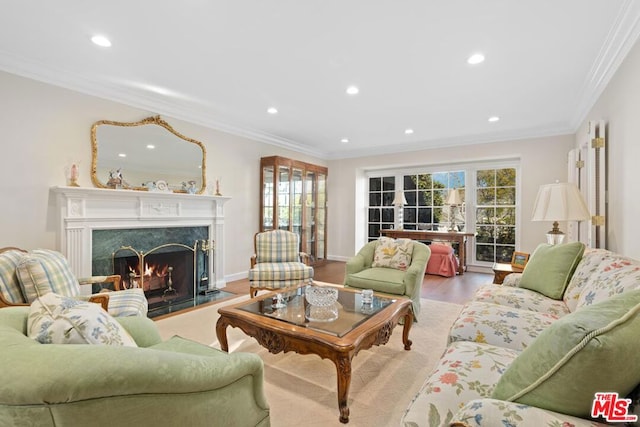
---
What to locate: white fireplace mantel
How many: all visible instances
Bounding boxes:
[51,186,231,292]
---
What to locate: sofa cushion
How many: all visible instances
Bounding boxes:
[518,242,585,300]
[372,237,414,271]
[0,249,27,304]
[472,284,571,317]
[448,301,559,351]
[401,341,520,426]
[563,248,640,312]
[16,249,80,302]
[345,267,406,295]
[491,289,640,418]
[28,292,137,346]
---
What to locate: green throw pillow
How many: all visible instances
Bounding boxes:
[518,242,585,299]
[492,289,640,418]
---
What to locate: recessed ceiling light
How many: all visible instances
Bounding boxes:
[91,35,112,47]
[341,138,349,144]
[404,129,414,135]
[118,153,127,158]
[146,144,155,149]
[267,107,278,114]
[346,86,359,95]
[467,53,485,65]
[488,116,500,122]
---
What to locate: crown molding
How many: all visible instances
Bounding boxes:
[0,50,328,159]
[569,0,640,130]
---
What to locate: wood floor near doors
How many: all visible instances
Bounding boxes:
[224,260,492,305]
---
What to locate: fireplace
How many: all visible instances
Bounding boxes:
[113,244,197,311]
[51,186,231,310]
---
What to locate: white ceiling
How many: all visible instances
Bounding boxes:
[1,1,639,159]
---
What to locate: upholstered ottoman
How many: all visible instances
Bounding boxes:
[426,243,458,277]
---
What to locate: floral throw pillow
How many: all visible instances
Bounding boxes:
[28,292,137,347]
[372,237,414,271]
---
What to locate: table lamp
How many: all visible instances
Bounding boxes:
[392,190,408,230]
[531,182,590,244]
[446,189,463,231]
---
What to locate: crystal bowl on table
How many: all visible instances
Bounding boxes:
[305,285,338,307]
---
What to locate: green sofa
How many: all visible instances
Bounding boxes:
[0,306,270,427]
[343,239,430,318]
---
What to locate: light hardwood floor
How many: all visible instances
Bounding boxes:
[224,260,492,305]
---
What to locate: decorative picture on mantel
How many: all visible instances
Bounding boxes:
[511,251,529,269]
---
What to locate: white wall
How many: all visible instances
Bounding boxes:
[327,135,575,261]
[0,70,326,281]
[575,36,640,259]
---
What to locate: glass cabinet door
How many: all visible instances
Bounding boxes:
[277,166,290,230]
[262,165,274,230]
[316,173,326,262]
[305,171,317,261]
[292,168,304,243]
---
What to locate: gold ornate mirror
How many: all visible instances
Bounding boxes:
[91,116,206,194]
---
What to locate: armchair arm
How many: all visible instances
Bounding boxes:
[88,294,109,311]
[299,251,311,265]
[250,254,257,268]
[502,273,523,287]
[403,244,430,302]
[78,275,122,291]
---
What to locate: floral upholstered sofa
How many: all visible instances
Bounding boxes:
[402,244,640,427]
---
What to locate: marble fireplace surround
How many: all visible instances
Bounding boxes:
[51,186,230,296]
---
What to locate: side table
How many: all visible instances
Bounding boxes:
[492,263,523,284]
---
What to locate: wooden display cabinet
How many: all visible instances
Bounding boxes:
[260,156,327,265]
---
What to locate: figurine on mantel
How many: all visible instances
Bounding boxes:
[215,178,222,196]
[182,180,197,194]
[107,168,129,189]
[67,163,80,187]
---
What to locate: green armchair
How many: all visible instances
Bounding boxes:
[343,239,430,318]
[0,306,270,426]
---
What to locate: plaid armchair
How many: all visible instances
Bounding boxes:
[0,247,148,317]
[248,230,314,297]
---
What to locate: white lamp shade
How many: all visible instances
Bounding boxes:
[531,182,590,222]
[446,188,462,205]
[392,190,408,205]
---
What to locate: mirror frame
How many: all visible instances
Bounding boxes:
[90,116,207,194]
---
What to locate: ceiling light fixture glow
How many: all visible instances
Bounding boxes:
[341,138,349,144]
[118,153,127,158]
[404,128,414,135]
[91,35,112,47]
[346,86,359,95]
[488,116,500,122]
[146,144,155,149]
[267,107,278,114]
[467,53,485,65]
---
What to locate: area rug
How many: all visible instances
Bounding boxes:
[154,290,463,427]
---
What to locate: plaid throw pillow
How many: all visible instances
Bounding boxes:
[16,249,80,302]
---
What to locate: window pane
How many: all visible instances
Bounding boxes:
[433,207,445,223]
[496,246,514,263]
[381,208,394,222]
[496,188,515,205]
[417,174,432,189]
[418,208,431,223]
[476,244,495,262]
[404,208,416,223]
[433,172,447,187]
[496,226,515,244]
[417,190,431,206]
[476,207,495,224]
[369,193,381,206]
[369,177,381,191]
[496,207,516,225]
[382,192,394,206]
[476,226,495,243]
[368,209,380,222]
[368,224,380,238]
[496,168,516,187]
[404,175,417,190]
[405,191,417,206]
[477,188,495,205]
[382,177,395,191]
[450,171,465,188]
[477,170,495,188]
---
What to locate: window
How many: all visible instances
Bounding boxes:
[475,168,517,263]
[367,176,395,241]
[402,171,465,230]
[365,162,519,268]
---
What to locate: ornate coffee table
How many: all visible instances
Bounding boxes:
[215,284,413,423]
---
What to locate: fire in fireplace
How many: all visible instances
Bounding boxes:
[113,244,197,311]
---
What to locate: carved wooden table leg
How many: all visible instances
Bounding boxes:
[402,310,414,350]
[334,354,353,423]
[215,317,229,352]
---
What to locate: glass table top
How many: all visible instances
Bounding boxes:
[238,285,396,337]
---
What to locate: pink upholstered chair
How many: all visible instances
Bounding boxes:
[426,243,459,277]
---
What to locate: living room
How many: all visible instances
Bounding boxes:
[2,2,640,426]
